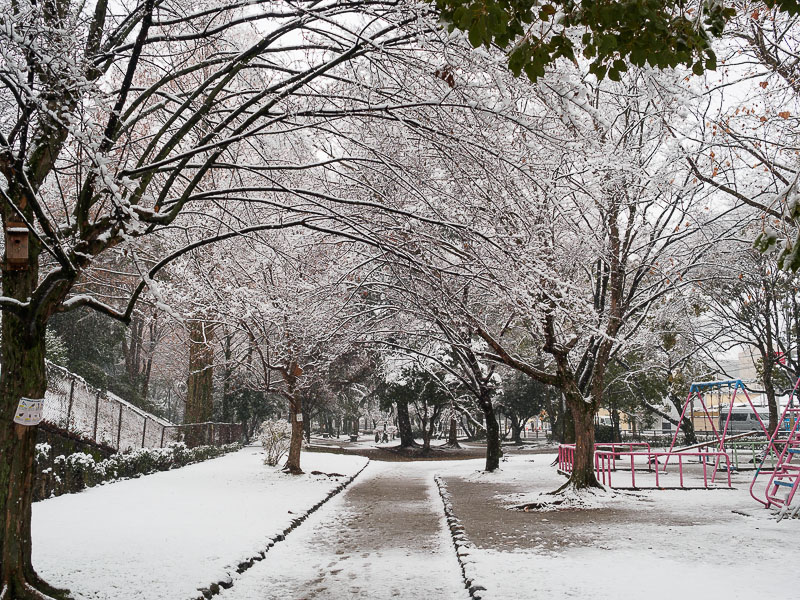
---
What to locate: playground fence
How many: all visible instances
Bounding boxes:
[595,449,733,489]
[557,443,733,489]
[42,361,242,450]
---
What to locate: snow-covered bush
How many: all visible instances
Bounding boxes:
[259,419,293,466]
[34,441,241,500]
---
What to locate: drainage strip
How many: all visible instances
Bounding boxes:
[434,475,490,600]
[195,460,370,599]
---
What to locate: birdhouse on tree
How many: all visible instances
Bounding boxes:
[4,221,29,270]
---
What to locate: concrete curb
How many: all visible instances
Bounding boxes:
[434,475,490,600]
[195,459,370,599]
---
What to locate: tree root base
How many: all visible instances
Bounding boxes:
[1,574,73,600]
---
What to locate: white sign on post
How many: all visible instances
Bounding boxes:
[296,413,303,422]
[14,397,44,426]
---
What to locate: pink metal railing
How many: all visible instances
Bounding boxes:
[595,450,732,489]
[558,444,575,474]
[595,442,652,456]
[558,443,651,475]
[557,443,733,489]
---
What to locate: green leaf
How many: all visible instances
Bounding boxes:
[705,50,717,71]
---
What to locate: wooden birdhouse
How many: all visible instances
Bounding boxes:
[4,221,29,270]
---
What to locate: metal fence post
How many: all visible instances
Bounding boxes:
[92,392,101,441]
[65,378,75,429]
[116,403,123,451]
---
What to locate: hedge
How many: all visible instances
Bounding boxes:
[34,441,241,501]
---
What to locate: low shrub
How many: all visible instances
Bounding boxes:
[258,419,292,466]
[34,441,241,500]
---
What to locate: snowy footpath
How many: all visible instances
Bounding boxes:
[216,461,467,600]
[33,447,367,600]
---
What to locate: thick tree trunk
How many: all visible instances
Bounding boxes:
[479,390,501,472]
[447,416,460,448]
[564,396,600,489]
[284,371,303,475]
[561,397,575,443]
[396,398,415,447]
[509,415,523,445]
[1,269,70,597]
[185,320,214,424]
[421,414,431,450]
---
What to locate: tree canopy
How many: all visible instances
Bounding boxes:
[433,0,799,80]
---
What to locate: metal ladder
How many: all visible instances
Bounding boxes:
[750,387,800,510]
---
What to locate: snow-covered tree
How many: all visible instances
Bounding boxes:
[0,1,453,594]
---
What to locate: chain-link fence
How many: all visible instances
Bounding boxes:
[43,361,242,450]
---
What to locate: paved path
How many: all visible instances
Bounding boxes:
[219,462,468,600]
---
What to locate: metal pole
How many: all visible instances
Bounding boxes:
[92,392,101,441]
[116,403,123,450]
[65,378,75,428]
[141,418,147,448]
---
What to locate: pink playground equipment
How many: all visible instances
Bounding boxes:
[557,379,774,490]
[556,377,800,515]
[665,379,769,457]
[750,376,800,516]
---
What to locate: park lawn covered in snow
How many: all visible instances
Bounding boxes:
[441,453,800,600]
[32,446,367,600]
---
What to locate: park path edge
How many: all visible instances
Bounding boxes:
[194,459,371,600]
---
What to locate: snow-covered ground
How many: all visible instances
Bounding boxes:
[31,447,800,600]
[33,447,367,600]
[440,453,800,600]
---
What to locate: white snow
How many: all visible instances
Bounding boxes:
[441,453,800,600]
[33,447,367,600]
[29,448,800,600]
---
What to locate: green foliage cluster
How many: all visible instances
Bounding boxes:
[33,441,241,500]
[47,308,131,394]
[433,0,799,81]
[375,366,452,412]
[498,371,556,428]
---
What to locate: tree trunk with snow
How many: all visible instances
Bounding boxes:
[0,252,70,598]
[185,321,214,424]
[284,367,304,474]
[478,389,502,472]
[563,395,600,489]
